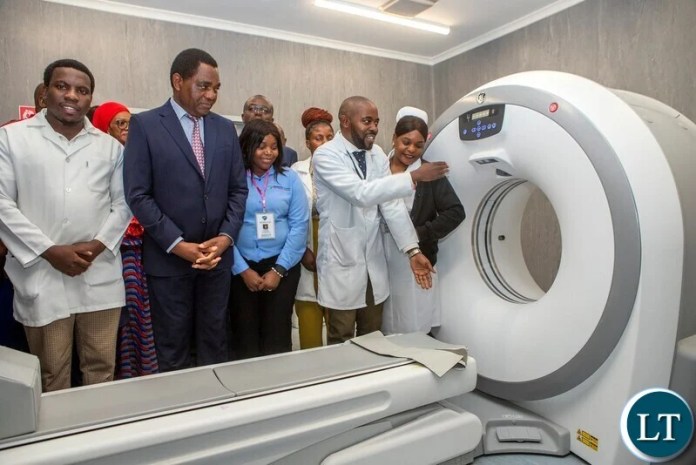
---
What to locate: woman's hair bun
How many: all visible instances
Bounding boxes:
[301,107,333,128]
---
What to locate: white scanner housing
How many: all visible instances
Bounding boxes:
[430,71,696,464]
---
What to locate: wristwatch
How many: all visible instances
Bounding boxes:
[406,247,422,259]
[271,265,288,278]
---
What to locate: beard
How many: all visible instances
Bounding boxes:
[351,126,376,150]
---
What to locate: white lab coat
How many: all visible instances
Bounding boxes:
[0,111,131,327]
[381,158,441,334]
[291,157,317,302]
[313,132,418,310]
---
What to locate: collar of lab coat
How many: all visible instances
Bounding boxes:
[31,109,102,156]
[28,108,101,135]
[338,132,367,157]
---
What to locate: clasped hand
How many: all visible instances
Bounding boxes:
[172,236,232,271]
[42,240,106,277]
[240,268,280,292]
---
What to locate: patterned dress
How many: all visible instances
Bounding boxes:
[116,218,158,377]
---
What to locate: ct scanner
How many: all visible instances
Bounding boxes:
[1,70,695,464]
[429,70,696,464]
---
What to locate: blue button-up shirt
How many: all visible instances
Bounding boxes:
[169,97,205,146]
[232,166,309,274]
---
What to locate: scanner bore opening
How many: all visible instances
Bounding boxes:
[473,179,561,303]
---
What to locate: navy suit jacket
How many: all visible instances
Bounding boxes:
[282,146,298,167]
[123,101,248,277]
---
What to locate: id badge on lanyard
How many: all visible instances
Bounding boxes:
[251,170,276,240]
[256,212,276,240]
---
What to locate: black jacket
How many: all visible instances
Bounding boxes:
[411,166,466,266]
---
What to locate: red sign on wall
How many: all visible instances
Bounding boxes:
[18,105,36,120]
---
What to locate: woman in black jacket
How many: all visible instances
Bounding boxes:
[382,114,466,334]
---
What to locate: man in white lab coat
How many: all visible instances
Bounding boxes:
[313,96,448,343]
[0,59,131,391]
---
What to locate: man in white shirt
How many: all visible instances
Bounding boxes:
[312,96,448,343]
[0,59,131,391]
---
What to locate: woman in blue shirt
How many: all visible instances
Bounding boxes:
[230,119,309,360]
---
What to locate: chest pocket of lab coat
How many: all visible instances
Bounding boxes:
[86,159,114,194]
[328,223,362,267]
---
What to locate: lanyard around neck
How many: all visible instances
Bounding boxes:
[340,137,367,180]
[249,170,271,211]
[346,150,367,180]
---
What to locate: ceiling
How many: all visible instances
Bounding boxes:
[46,0,585,65]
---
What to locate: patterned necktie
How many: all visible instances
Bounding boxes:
[352,150,367,178]
[187,115,205,174]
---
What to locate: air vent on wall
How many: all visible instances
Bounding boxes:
[380,0,439,17]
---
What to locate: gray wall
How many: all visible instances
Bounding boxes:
[433,0,696,121]
[0,0,433,156]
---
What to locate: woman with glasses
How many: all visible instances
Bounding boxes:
[92,101,131,145]
[229,119,308,359]
[92,102,159,378]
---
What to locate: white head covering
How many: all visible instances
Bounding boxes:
[396,106,428,125]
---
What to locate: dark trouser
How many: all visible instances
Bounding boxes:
[0,275,28,352]
[147,269,230,372]
[325,278,383,345]
[229,256,301,360]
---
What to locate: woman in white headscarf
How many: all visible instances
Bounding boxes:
[382,110,466,334]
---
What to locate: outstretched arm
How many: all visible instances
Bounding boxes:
[312,146,414,208]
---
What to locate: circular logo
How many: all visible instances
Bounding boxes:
[621,388,694,462]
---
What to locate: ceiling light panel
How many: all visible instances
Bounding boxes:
[314,0,450,35]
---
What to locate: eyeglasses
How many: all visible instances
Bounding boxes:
[113,119,130,130]
[247,104,271,115]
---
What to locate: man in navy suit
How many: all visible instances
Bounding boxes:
[124,49,247,371]
[274,122,299,167]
